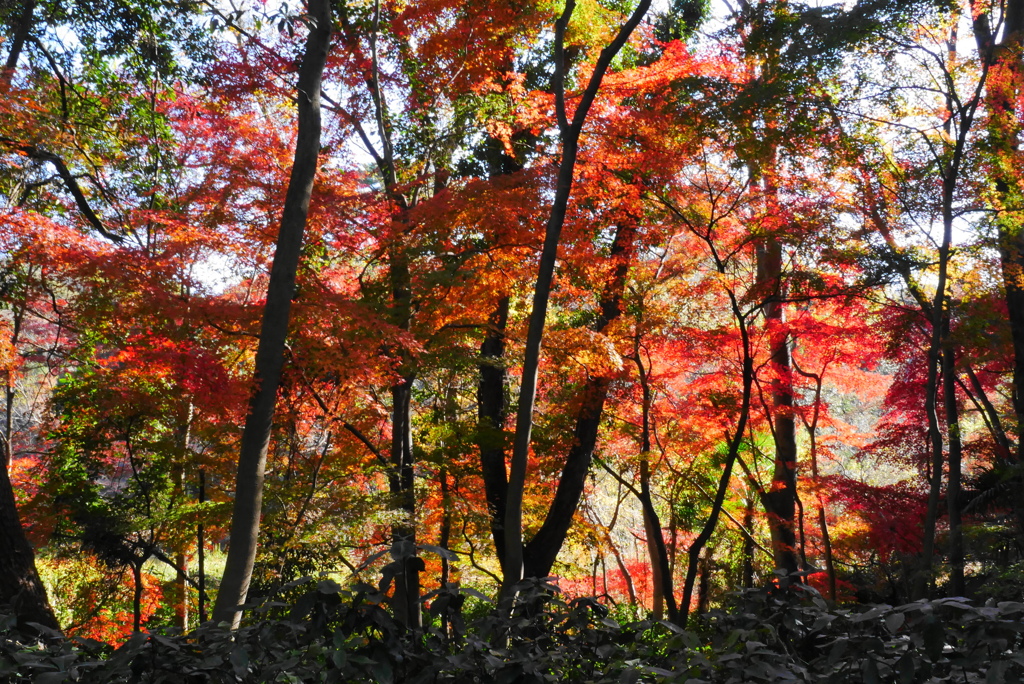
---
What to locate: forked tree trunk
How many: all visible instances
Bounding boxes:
[634,335,679,623]
[916,71,976,598]
[212,0,331,627]
[520,220,638,581]
[501,0,651,600]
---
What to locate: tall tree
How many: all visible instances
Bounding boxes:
[212,0,332,627]
[972,0,1024,459]
[501,0,652,600]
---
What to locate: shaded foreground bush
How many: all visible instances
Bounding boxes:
[3,579,1024,683]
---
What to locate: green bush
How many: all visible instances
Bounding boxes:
[3,579,1023,683]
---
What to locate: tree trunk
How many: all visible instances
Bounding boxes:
[132,560,143,633]
[756,237,800,577]
[390,376,421,628]
[972,0,1024,462]
[501,0,651,600]
[742,497,755,589]
[439,466,452,588]
[475,126,522,574]
[520,220,637,581]
[198,469,207,623]
[2,0,35,82]
[0,462,59,631]
[0,297,58,632]
[942,338,965,596]
[696,549,712,615]
[794,363,836,600]
[634,335,679,622]
[478,297,510,569]
[680,291,755,626]
[916,141,968,600]
[212,0,331,627]
[915,19,978,599]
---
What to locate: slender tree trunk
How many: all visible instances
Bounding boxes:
[964,364,1012,458]
[918,316,946,601]
[2,307,23,467]
[198,469,207,623]
[212,0,331,627]
[797,367,836,600]
[696,549,712,615]
[132,561,143,633]
[942,338,965,595]
[439,466,452,588]
[634,334,678,622]
[915,20,979,598]
[173,408,192,630]
[742,497,755,589]
[501,0,651,600]
[175,552,188,630]
[916,148,968,600]
[681,292,754,626]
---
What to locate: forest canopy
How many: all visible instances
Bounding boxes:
[2,0,1024,677]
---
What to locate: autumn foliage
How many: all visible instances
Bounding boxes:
[1,0,1023,648]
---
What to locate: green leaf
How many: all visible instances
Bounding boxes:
[884,612,905,633]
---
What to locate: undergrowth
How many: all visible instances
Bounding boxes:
[3,578,1023,683]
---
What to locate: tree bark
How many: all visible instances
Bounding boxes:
[389,375,421,628]
[0,293,58,631]
[796,366,836,601]
[634,333,678,623]
[212,0,331,628]
[197,469,207,623]
[741,497,755,589]
[475,129,522,573]
[756,236,800,577]
[915,18,980,600]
